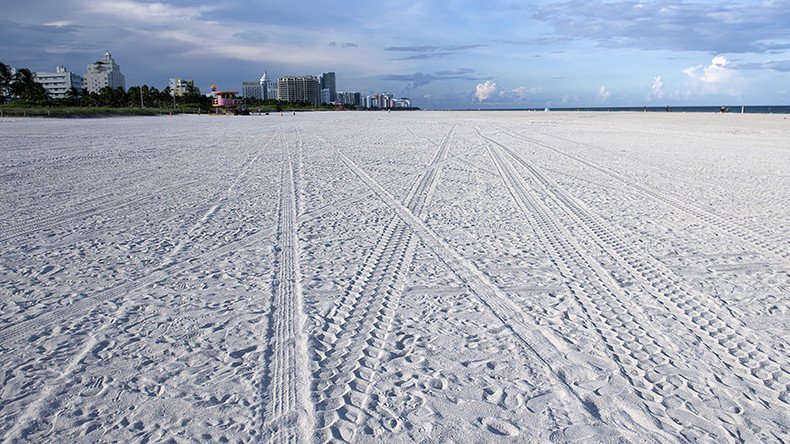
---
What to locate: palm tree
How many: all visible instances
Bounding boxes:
[11,68,48,102]
[0,62,13,100]
[63,87,81,106]
[79,88,90,106]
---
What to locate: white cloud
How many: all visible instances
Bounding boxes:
[43,21,73,27]
[711,55,728,67]
[475,80,497,102]
[90,0,210,23]
[512,86,542,99]
[597,85,611,101]
[683,55,739,95]
[648,75,665,101]
[683,56,733,84]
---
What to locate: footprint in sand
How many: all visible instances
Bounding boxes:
[480,417,520,436]
[79,375,108,397]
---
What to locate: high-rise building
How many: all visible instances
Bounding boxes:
[363,92,396,109]
[394,97,412,108]
[241,81,263,99]
[260,71,276,100]
[34,65,83,99]
[169,78,196,96]
[84,51,125,93]
[320,72,336,102]
[277,76,320,106]
[337,91,361,107]
[320,88,330,105]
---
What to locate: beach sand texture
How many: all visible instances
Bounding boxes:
[0,111,788,442]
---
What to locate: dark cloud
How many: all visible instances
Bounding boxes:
[383,69,485,89]
[328,41,359,48]
[495,37,572,46]
[435,68,476,76]
[384,44,487,60]
[392,52,458,60]
[0,19,97,68]
[534,0,790,53]
[385,45,440,52]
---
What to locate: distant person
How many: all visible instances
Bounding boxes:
[665,106,669,112]
[643,106,647,112]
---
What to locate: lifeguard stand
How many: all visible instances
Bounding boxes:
[211,88,239,114]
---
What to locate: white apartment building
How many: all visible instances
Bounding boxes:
[260,71,277,100]
[242,82,263,99]
[337,91,361,107]
[277,76,320,106]
[84,51,125,93]
[34,65,83,99]
[169,78,196,96]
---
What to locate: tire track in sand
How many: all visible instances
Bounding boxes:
[500,130,790,266]
[332,136,641,443]
[484,134,789,426]
[261,137,313,443]
[479,129,773,441]
[309,126,455,443]
[0,132,476,345]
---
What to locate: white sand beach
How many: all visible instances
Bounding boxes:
[0,111,788,443]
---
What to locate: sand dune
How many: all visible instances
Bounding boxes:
[0,111,788,442]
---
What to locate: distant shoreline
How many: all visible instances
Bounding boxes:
[3,105,789,118]
[447,105,790,114]
[0,106,421,118]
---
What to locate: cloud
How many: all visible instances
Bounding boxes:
[475,80,497,101]
[684,56,734,84]
[512,86,542,98]
[90,0,212,24]
[0,19,93,66]
[435,68,476,76]
[329,41,359,48]
[732,59,790,72]
[534,0,790,53]
[496,36,572,46]
[597,85,611,101]
[683,56,740,95]
[383,68,485,89]
[384,44,487,60]
[648,75,665,101]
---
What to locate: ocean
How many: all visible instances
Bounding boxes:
[477,105,790,114]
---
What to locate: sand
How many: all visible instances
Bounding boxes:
[0,111,788,443]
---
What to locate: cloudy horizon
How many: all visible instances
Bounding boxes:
[3,0,789,108]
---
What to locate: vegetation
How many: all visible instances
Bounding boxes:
[241,98,359,112]
[0,106,207,118]
[1,60,415,118]
[1,59,214,117]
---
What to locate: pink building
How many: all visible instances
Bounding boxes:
[211,90,238,113]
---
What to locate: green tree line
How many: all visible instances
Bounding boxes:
[1,61,211,109]
[1,60,394,115]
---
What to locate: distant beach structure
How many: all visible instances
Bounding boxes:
[210,84,239,114]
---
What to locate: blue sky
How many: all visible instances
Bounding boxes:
[3,0,790,108]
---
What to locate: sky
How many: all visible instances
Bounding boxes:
[2,0,790,109]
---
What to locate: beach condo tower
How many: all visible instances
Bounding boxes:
[211,86,239,114]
